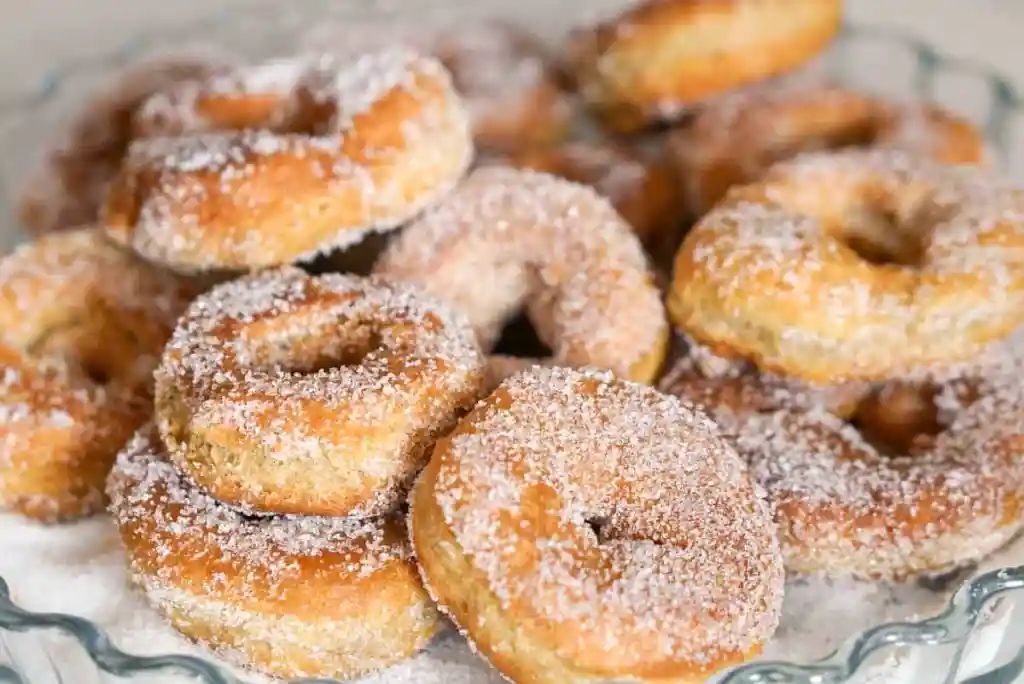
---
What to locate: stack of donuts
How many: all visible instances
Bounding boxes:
[4,1,1024,683]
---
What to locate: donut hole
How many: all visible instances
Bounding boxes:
[492,311,553,359]
[242,317,389,375]
[837,204,926,267]
[852,382,945,456]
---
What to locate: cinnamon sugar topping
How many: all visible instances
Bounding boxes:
[430,366,783,665]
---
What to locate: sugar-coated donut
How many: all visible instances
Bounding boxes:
[0,229,191,522]
[411,366,783,684]
[433,21,575,152]
[104,49,473,273]
[375,166,668,384]
[669,149,1024,384]
[563,0,841,133]
[154,266,485,518]
[132,57,314,138]
[19,50,233,236]
[731,383,1024,580]
[504,140,683,252]
[669,78,987,217]
[107,427,439,680]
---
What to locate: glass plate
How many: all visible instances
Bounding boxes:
[2,1,1024,683]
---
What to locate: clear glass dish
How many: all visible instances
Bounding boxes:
[1,1,1024,683]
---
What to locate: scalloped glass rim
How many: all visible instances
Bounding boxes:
[1,1,1024,682]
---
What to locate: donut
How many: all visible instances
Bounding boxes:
[728,382,1024,579]
[103,48,473,273]
[562,0,842,133]
[374,166,668,384]
[668,149,1024,385]
[433,21,575,151]
[131,57,314,138]
[0,229,191,522]
[107,427,439,680]
[410,366,783,683]
[154,266,486,518]
[503,140,683,252]
[668,78,987,218]
[18,50,233,236]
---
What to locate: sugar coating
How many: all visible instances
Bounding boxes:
[109,48,473,272]
[134,57,314,137]
[106,428,439,679]
[154,267,485,516]
[428,366,784,667]
[669,333,1024,579]
[108,428,406,573]
[0,230,190,519]
[375,166,666,377]
[677,148,1024,380]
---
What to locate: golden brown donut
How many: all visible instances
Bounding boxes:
[669,78,987,217]
[0,229,191,522]
[154,267,486,518]
[375,166,668,384]
[729,385,1024,580]
[410,366,783,683]
[104,48,473,273]
[563,0,842,133]
[131,57,314,138]
[107,427,439,680]
[433,21,575,152]
[503,140,683,251]
[669,149,1024,385]
[18,50,233,236]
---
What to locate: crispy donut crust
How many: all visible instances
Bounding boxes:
[19,51,233,236]
[0,229,191,521]
[668,149,1024,384]
[155,267,486,518]
[375,167,668,384]
[669,79,987,218]
[104,49,473,273]
[107,428,440,680]
[564,0,841,132]
[411,367,783,684]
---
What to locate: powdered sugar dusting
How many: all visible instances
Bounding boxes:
[375,166,666,377]
[428,366,783,668]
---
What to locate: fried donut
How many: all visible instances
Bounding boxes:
[504,141,683,252]
[19,50,233,236]
[669,149,1024,385]
[104,48,473,273]
[154,267,485,518]
[729,385,1024,580]
[132,57,314,138]
[669,79,987,217]
[108,427,439,680]
[375,167,668,384]
[563,0,842,133]
[433,21,574,151]
[411,367,782,683]
[0,229,190,522]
